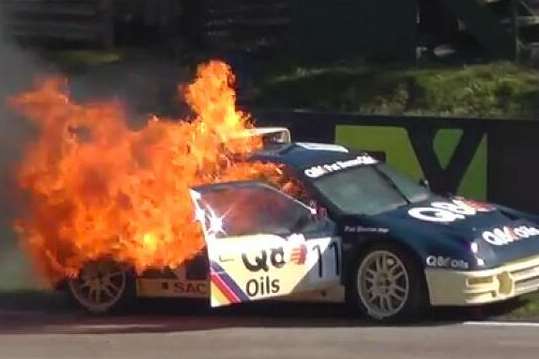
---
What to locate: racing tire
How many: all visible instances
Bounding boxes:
[67,260,136,315]
[346,243,429,323]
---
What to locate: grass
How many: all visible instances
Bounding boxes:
[495,293,539,320]
[252,60,539,118]
[41,50,539,118]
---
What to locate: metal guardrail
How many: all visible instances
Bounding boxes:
[252,109,539,214]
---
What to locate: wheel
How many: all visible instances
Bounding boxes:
[67,260,135,314]
[347,244,428,322]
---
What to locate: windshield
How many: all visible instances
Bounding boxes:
[313,164,432,215]
[376,164,431,203]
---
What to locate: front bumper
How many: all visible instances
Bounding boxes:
[426,255,539,306]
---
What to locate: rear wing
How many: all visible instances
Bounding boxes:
[237,127,291,146]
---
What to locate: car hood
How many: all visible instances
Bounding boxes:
[362,197,539,268]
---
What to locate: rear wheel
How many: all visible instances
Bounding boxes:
[347,244,428,322]
[67,261,135,314]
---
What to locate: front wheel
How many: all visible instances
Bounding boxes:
[347,244,428,322]
[67,261,135,314]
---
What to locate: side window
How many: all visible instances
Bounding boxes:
[196,184,316,238]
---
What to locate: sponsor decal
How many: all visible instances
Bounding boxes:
[290,244,307,265]
[241,246,287,297]
[242,247,286,272]
[344,225,389,234]
[408,198,494,223]
[241,243,310,270]
[171,281,207,294]
[296,142,349,153]
[454,197,496,212]
[304,155,378,178]
[158,280,208,295]
[482,225,539,246]
[218,255,234,263]
[245,276,281,297]
[426,256,469,270]
[210,261,250,304]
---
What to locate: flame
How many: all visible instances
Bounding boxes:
[9,60,284,284]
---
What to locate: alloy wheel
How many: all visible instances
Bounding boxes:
[357,250,410,319]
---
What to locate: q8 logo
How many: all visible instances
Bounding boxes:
[408,198,494,223]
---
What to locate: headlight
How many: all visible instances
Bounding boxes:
[470,240,486,267]
[476,258,485,267]
[470,241,479,254]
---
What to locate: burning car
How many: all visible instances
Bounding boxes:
[10,61,539,322]
[65,128,539,321]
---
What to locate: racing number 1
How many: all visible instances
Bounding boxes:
[313,240,340,279]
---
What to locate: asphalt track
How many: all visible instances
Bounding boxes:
[1,293,539,359]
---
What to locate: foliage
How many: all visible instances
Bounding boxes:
[253,60,539,118]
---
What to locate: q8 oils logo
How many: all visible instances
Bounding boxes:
[408,198,495,223]
[482,225,539,246]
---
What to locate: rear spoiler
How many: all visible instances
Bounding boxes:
[237,127,291,145]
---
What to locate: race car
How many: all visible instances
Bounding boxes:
[66,128,539,321]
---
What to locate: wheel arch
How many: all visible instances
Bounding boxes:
[66,260,137,314]
[343,236,431,321]
[342,236,427,287]
[55,280,67,291]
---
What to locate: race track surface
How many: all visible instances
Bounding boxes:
[1,292,538,359]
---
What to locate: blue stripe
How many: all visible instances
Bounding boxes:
[210,261,250,302]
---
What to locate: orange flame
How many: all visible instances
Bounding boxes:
[9,60,283,284]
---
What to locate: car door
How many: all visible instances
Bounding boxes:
[189,181,342,307]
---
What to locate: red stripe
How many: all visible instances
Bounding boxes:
[211,273,241,304]
[212,274,240,303]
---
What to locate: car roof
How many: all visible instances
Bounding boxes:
[252,142,371,171]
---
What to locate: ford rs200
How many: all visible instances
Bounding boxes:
[64,128,539,321]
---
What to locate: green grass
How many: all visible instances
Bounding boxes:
[43,51,539,118]
[497,293,539,320]
[253,60,539,118]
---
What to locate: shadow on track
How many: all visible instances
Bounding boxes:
[0,290,529,335]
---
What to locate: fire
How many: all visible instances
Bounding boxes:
[9,60,283,284]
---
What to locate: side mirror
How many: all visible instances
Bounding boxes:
[308,200,328,221]
[419,178,430,189]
